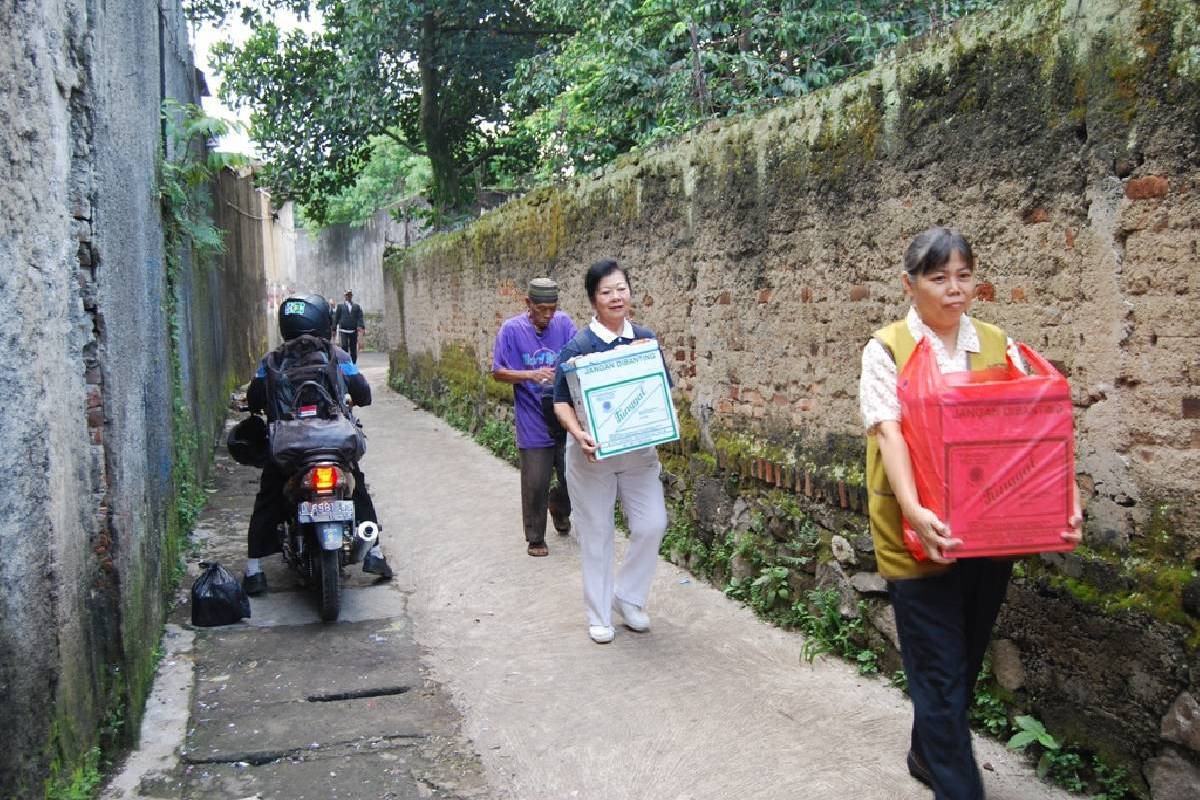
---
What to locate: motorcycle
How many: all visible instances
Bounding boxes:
[280,458,377,622]
[228,392,374,622]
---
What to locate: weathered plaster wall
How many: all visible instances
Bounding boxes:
[389,0,1200,793]
[0,1,268,793]
[295,209,410,315]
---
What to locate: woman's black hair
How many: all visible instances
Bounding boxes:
[904,226,975,277]
[584,258,629,301]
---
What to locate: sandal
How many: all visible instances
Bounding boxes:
[527,543,549,557]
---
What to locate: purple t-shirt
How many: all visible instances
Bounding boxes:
[492,311,578,449]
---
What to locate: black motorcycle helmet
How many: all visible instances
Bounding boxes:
[278,293,332,341]
[226,414,268,467]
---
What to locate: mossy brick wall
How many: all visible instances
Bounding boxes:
[388,0,1200,792]
[0,2,268,795]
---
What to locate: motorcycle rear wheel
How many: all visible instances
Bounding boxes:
[318,549,340,622]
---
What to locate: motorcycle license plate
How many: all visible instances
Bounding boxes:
[298,500,355,524]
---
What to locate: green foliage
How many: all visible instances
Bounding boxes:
[1008,715,1062,780]
[1001,714,1134,797]
[159,101,242,591]
[43,747,102,800]
[787,588,879,675]
[749,565,790,613]
[298,137,431,229]
[1090,756,1132,800]
[506,0,1004,179]
[474,417,520,466]
[207,0,554,218]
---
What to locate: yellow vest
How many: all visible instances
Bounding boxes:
[865,318,1009,580]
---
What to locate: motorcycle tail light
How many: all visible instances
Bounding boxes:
[304,465,342,494]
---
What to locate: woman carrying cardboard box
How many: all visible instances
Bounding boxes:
[553,259,670,645]
[859,226,1083,799]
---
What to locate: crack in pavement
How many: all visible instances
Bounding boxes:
[182,733,429,766]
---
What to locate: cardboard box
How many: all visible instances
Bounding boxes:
[900,342,1076,558]
[562,341,679,459]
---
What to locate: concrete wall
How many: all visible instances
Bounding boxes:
[0,1,269,793]
[388,0,1200,793]
[295,209,409,313]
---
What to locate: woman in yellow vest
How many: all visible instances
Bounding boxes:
[859,226,1082,799]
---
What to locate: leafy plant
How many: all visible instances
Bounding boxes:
[44,747,103,800]
[474,417,519,466]
[749,565,790,613]
[1008,715,1062,779]
[1091,755,1132,800]
[788,588,880,675]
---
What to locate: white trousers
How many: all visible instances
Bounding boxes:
[565,440,668,627]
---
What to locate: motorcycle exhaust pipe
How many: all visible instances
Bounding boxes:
[356,521,379,544]
[350,521,378,564]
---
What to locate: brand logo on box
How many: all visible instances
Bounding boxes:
[983,455,1037,505]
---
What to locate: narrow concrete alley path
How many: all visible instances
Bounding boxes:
[110,352,1073,800]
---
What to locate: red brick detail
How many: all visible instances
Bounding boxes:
[86,385,102,409]
[1023,207,1049,224]
[975,282,995,301]
[1011,286,1026,302]
[849,284,870,302]
[1126,176,1168,200]
[1183,397,1200,419]
[1065,228,1075,249]
[772,392,789,407]
[674,350,687,361]
[717,399,733,414]
[744,389,765,406]
[800,287,813,303]
[729,385,740,400]
[642,294,654,307]
[716,291,732,305]
[757,289,772,304]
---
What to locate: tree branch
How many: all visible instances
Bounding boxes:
[381,127,426,157]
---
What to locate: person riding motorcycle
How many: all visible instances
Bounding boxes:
[242,293,393,594]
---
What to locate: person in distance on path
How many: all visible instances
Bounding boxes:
[334,289,365,363]
[859,226,1082,799]
[491,277,578,557]
[553,259,670,645]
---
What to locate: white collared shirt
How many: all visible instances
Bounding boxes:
[859,307,1022,432]
[588,316,634,344]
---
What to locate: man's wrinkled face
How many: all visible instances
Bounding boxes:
[526,298,557,332]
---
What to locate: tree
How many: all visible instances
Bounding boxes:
[200,1,568,221]
[505,0,1004,178]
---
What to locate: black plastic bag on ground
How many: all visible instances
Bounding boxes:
[191,562,251,627]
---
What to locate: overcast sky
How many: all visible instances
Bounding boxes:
[190,9,324,155]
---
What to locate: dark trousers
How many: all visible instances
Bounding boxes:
[888,559,1014,800]
[519,443,571,545]
[247,461,379,558]
[338,330,359,363]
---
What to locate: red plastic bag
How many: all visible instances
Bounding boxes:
[897,338,1077,560]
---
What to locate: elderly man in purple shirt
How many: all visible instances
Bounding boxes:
[492,278,578,556]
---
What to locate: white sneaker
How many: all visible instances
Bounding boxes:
[613,597,650,632]
[588,625,615,644]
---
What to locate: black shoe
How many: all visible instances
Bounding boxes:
[243,571,268,596]
[907,749,933,787]
[362,553,394,580]
[552,516,571,535]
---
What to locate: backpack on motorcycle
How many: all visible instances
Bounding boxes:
[261,335,367,472]
[262,335,349,422]
[191,562,251,626]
